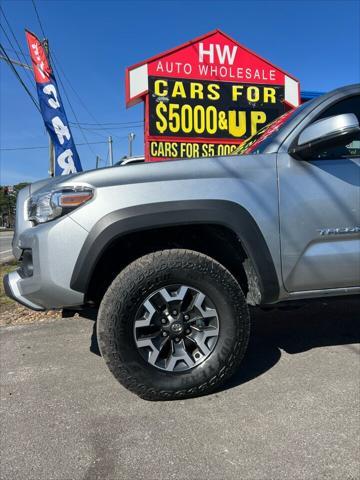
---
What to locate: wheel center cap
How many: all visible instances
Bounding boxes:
[171,322,183,333]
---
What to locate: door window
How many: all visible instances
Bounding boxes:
[308,95,360,159]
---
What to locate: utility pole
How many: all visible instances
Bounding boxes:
[128,132,135,158]
[96,155,100,169]
[108,136,113,166]
[43,39,55,177]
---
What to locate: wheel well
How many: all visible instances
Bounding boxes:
[86,224,256,306]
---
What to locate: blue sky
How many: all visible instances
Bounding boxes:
[1,0,359,185]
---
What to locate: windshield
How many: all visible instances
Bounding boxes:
[231,104,307,155]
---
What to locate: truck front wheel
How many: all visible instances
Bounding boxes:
[97,249,250,400]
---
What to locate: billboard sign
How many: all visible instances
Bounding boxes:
[126,30,300,161]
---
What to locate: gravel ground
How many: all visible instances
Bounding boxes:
[0,261,62,326]
[0,298,359,480]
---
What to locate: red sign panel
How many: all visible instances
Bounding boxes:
[126,30,300,161]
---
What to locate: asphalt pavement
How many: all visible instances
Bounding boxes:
[0,298,359,480]
[0,230,14,263]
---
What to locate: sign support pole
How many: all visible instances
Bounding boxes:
[43,39,55,177]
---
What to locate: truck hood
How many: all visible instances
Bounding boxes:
[29,171,83,195]
[29,155,261,194]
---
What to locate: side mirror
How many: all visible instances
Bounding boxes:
[290,113,360,159]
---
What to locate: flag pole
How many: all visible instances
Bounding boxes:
[42,38,54,177]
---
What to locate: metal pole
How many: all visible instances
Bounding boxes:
[108,136,113,166]
[128,132,135,158]
[48,139,55,177]
[43,39,55,177]
[96,155,100,169]
[0,55,32,70]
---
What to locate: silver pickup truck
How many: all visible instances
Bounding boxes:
[4,84,360,400]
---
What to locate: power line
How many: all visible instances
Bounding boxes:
[69,122,127,140]
[51,52,104,126]
[0,42,40,112]
[31,0,46,39]
[71,126,130,142]
[50,53,128,142]
[0,21,35,88]
[0,5,34,68]
[31,0,97,156]
[53,61,98,154]
[69,123,144,131]
[69,124,110,139]
[32,0,105,132]
[46,50,129,142]
[31,0,130,144]
[29,1,138,152]
[0,46,31,59]
[72,121,144,126]
[1,141,107,151]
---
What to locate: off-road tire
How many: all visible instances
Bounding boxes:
[97,249,250,400]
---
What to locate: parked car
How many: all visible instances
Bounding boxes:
[4,84,360,400]
[114,155,145,167]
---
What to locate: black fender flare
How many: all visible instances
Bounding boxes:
[70,200,279,304]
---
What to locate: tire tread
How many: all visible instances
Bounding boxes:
[97,249,249,400]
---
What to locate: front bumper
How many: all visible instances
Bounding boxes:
[4,216,88,311]
[3,272,45,311]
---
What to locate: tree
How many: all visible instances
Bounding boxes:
[0,183,29,228]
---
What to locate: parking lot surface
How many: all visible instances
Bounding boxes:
[0,298,359,480]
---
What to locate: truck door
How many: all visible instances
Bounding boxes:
[278,94,360,292]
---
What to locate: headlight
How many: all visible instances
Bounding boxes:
[27,186,94,224]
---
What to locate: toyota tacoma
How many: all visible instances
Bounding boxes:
[4,84,360,400]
